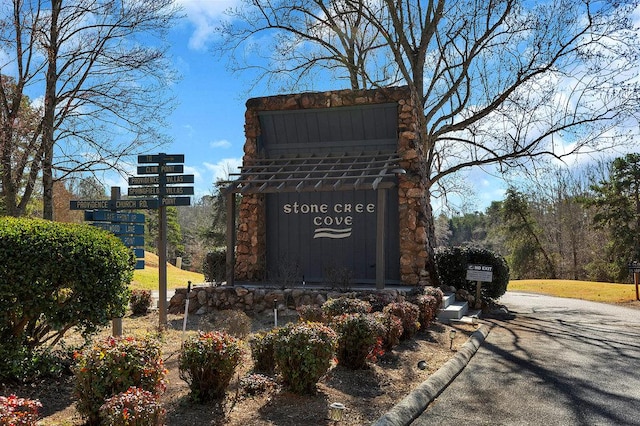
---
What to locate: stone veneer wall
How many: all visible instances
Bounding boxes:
[168,285,413,316]
[236,86,431,286]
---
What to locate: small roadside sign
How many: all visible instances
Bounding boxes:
[92,223,145,235]
[137,165,184,175]
[466,264,493,282]
[161,196,191,206]
[128,174,195,185]
[138,154,185,164]
[127,186,194,196]
[119,235,145,247]
[71,199,158,210]
[85,210,145,223]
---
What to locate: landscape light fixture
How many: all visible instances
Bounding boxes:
[417,360,428,370]
[449,329,457,350]
[329,402,346,423]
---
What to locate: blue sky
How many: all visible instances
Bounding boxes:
[104,0,506,212]
[112,0,251,201]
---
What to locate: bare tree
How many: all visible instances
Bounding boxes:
[218,0,640,279]
[0,0,180,219]
[0,76,43,216]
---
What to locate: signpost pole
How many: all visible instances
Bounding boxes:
[635,272,639,301]
[111,187,123,337]
[158,158,168,330]
[475,280,482,309]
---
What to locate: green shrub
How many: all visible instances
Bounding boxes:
[372,312,404,350]
[360,292,397,312]
[130,289,152,316]
[99,386,165,426]
[413,294,439,330]
[0,343,67,384]
[249,330,278,374]
[383,302,420,340]
[203,248,226,283]
[422,286,444,309]
[199,309,252,338]
[296,305,326,322]
[331,313,385,369]
[0,217,135,371]
[322,297,371,318]
[435,246,510,301]
[72,336,167,425]
[239,373,278,396]
[179,331,243,402]
[273,322,337,394]
[0,395,42,426]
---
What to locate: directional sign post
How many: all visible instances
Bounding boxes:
[128,153,193,329]
[70,153,193,330]
[467,264,493,309]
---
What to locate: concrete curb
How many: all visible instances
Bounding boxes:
[371,324,491,426]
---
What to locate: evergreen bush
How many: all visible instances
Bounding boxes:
[273,322,337,394]
[129,289,152,316]
[331,313,385,369]
[322,297,371,318]
[372,311,404,350]
[249,330,278,374]
[179,331,243,402]
[0,395,42,426]
[435,246,509,301]
[203,248,226,283]
[383,302,420,340]
[72,336,166,425]
[99,386,165,426]
[0,217,135,381]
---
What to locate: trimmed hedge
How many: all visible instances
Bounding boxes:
[203,247,226,283]
[435,246,509,301]
[0,218,135,359]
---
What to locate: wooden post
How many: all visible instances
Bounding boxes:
[635,271,639,301]
[111,187,123,337]
[376,189,387,290]
[226,192,236,286]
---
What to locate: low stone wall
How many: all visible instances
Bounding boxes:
[168,284,415,316]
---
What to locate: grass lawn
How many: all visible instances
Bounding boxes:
[130,252,205,291]
[509,279,639,303]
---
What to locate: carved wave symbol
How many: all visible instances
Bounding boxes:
[313,227,352,239]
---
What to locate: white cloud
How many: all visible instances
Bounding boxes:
[175,0,240,50]
[204,157,242,182]
[210,139,231,149]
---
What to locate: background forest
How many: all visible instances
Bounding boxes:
[8,152,638,286]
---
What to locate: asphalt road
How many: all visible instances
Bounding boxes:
[411,292,640,426]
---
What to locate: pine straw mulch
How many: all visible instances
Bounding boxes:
[2,309,478,426]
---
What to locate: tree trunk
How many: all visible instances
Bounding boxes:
[42,0,61,220]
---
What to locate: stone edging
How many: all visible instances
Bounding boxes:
[371,324,491,426]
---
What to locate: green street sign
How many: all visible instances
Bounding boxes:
[137,165,184,175]
[92,223,145,235]
[85,210,145,223]
[128,186,160,196]
[138,154,184,164]
[128,174,195,185]
[71,199,158,210]
[161,196,191,206]
[119,235,145,247]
